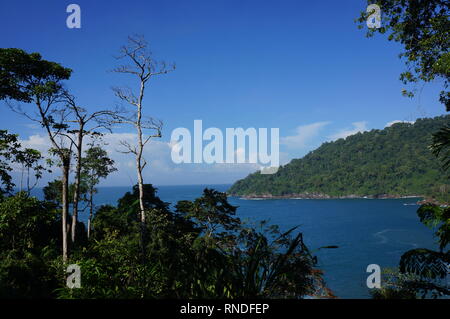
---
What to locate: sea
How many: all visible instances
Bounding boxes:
[30,184,440,299]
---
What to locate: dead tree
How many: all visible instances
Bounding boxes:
[111,35,174,255]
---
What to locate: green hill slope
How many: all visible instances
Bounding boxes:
[228,115,450,201]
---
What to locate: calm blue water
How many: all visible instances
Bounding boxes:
[31,184,438,299]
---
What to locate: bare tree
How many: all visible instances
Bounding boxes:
[111,35,175,254]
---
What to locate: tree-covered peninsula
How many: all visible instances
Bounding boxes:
[228,115,450,202]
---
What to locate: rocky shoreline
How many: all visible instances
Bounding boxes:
[226,193,450,206]
[228,192,423,201]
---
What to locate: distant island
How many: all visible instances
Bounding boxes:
[228,115,450,203]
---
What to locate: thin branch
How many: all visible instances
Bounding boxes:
[117,140,137,155]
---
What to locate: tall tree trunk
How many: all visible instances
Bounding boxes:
[137,81,146,224]
[35,97,72,262]
[71,127,84,243]
[137,149,145,223]
[136,81,146,261]
[112,36,171,263]
[136,144,146,261]
[87,187,93,239]
[61,155,70,263]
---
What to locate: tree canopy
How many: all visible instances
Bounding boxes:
[358,0,449,110]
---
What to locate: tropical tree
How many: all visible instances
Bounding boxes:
[0,130,47,195]
[0,48,72,262]
[430,125,450,172]
[16,148,47,194]
[175,189,241,239]
[373,203,449,298]
[0,130,19,195]
[61,93,114,243]
[80,143,116,238]
[358,0,449,110]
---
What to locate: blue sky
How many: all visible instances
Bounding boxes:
[0,0,447,186]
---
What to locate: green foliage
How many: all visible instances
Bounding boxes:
[81,146,116,180]
[371,268,424,299]
[400,248,449,279]
[357,1,449,110]
[398,204,449,297]
[116,184,170,221]
[417,204,450,250]
[377,204,450,299]
[57,230,156,299]
[0,48,72,103]
[0,130,21,194]
[222,224,330,298]
[430,125,450,171]
[378,252,450,299]
[43,180,87,207]
[81,145,117,200]
[0,193,58,253]
[229,116,450,202]
[53,186,329,299]
[176,189,240,237]
[0,130,47,195]
[0,193,60,298]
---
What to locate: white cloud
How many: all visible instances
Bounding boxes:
[16,132,263,186]
[280,121,330,149]
[385,120,415,127]
[20,134,51,152]
[328,121,368,141]
[19,121,377,186]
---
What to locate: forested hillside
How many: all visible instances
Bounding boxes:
[228,115,450,201]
